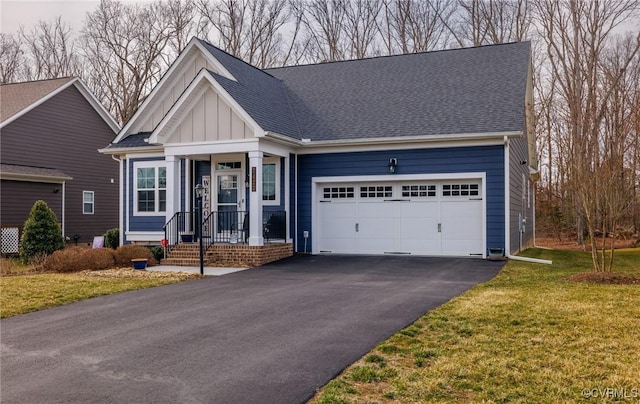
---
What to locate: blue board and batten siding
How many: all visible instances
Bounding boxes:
[296,145,505,254]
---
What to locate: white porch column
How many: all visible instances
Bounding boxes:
[284,154,291,241]
[248,151,264,246]
[165,155,180,223]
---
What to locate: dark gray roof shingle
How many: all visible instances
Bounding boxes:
[114,40,530,146]
[107,132,153,149]
[265,41,531,141]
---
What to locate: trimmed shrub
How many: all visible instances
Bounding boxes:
[19,200,65,264]
[149,246,164,262]
[104,228,120,249]
[43,247,115,273]
[114,244,156,267]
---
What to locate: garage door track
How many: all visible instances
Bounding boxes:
[1,255,503,404]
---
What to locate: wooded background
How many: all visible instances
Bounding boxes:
[2,0,639,268]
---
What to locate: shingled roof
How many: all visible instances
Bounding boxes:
[0,77,75,123]
[265,41,531,141]
[111,40,530,148]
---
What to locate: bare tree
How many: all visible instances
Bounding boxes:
[0,33,26,84]
[79,0,176,124]
[378,0,454,55]
[342,0,382,59]
[197,0,292,67]
[19,17,80,80]
[449,0,532,47]
[165,0,200,57]
[536,0,640,271]
[294,0,348,62]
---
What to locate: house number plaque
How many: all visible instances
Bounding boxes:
[251,167,256,192]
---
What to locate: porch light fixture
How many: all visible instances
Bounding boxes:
[195,183,205,275]
[388,158,398,174]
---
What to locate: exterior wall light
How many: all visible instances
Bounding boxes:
[389,158,398,174]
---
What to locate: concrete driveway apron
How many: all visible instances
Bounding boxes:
[1,255,503,404]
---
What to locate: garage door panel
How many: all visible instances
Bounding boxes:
[316,180,484,257]
[318,202,356,253]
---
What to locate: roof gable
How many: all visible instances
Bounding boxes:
[114,37,238,142]
[0,77,73,124]
[0,77,119,133]
[148,69,262,144]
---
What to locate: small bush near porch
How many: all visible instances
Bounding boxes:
[310,248,640,403]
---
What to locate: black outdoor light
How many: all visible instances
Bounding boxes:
[195,183,205,275]
[388,158,398,174]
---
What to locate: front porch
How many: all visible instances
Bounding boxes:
[160,241,293,268]
[162,209,292,267]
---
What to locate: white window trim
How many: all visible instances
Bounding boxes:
[133,160,167,216]
[83,191,94,215]
[262,157,280,206]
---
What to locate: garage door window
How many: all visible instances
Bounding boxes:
[323,187,354,199]
[442,184,479,197]
[402,184,436,197]
[360,185,392,198]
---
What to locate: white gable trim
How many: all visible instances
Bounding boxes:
[0,78,119,133]
[114,38,236,142]
[148,69,263,144]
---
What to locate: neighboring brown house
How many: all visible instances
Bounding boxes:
[0,77,120,253]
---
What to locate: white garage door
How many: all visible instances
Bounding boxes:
[316,181,483,257]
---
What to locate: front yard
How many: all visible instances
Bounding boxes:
[311,248,640,403]
[0,264,199,318]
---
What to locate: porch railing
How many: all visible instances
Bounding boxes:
[163,210,286,252]
[163,211,195,254]
[202,210,249,248]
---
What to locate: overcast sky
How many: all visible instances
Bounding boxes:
[1,0,106,34]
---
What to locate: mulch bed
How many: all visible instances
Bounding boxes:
[565,272,640,285]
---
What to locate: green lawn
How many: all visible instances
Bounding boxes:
[0,268,199,318]
[311,249,640,404]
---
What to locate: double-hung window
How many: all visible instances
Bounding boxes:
[83,191,94,214]
[262,158,280,205]
[135,162,166,214]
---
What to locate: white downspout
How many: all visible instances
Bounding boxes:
[112,155,124,246]
[294,153,299,252]
[504,136,510,257]
[508,254,552,265]
[284,155,291,242]
[61,181,66,238]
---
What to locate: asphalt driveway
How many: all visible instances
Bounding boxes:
[1,255,503,404]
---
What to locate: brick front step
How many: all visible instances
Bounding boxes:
[161,243,293,267]
[161,258,213,266]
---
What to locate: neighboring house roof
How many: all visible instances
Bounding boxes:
[0,163,73,182]
[0,77,74,122]
[0,77,120,133]
[110,39,530,148]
